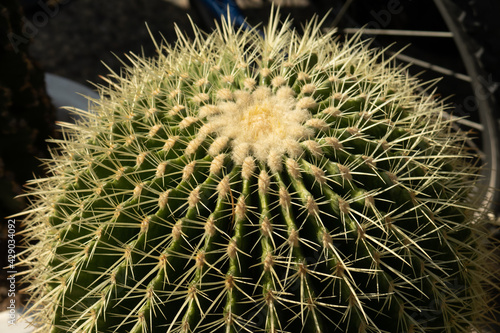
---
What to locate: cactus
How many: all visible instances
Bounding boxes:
[20,9,499,333]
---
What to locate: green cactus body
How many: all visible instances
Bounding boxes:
[21,10,498,333]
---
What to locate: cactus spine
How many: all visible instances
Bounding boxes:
[20,9,498,333]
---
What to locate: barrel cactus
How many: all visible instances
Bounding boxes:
[20,9,499,333]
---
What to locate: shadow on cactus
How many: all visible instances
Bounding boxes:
[18,8,500,333]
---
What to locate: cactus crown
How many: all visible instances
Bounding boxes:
[20,8,498,333]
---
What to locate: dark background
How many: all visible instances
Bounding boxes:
[23,0,323,88]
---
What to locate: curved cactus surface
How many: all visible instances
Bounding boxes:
[20,9,499,333]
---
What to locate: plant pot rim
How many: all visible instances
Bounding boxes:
[45,73,100,123]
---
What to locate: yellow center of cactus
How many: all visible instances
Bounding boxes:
[205,87,314,166]
[243,103,282,140]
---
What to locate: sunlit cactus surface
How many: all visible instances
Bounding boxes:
[20,9,499,333]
